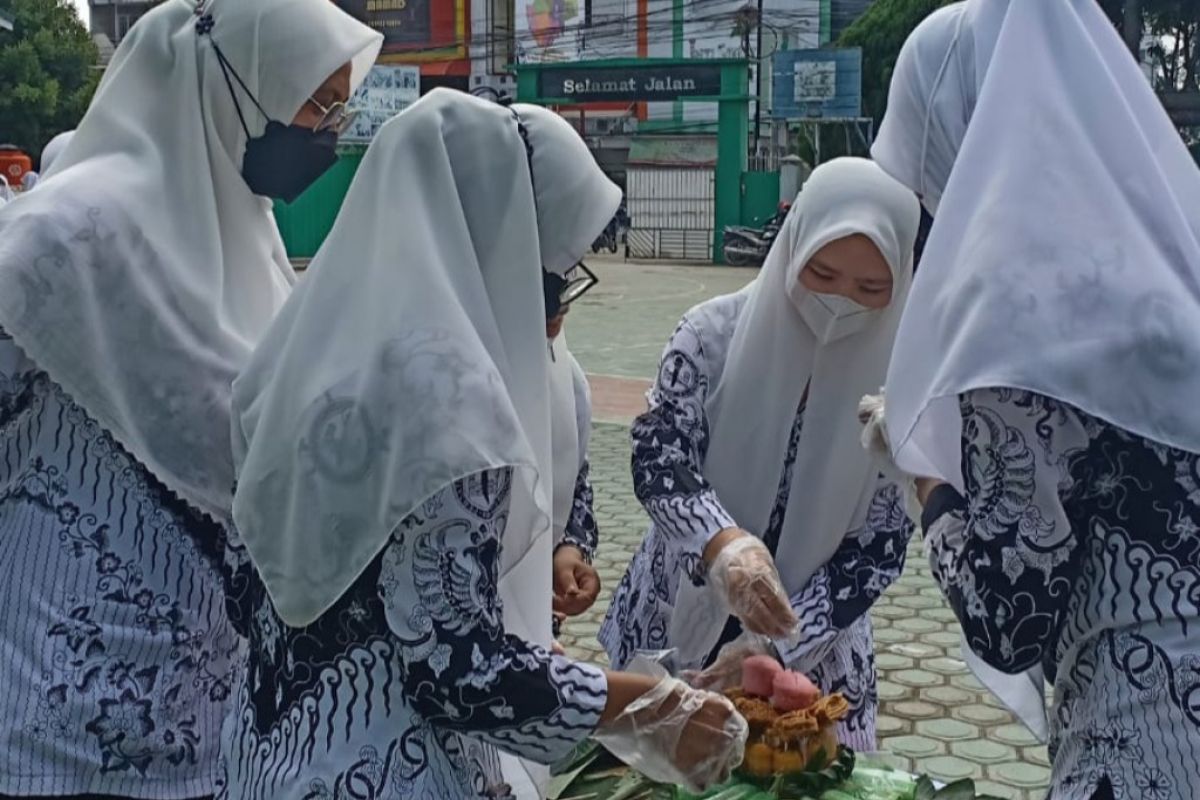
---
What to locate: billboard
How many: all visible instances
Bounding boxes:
[538,63,724,103]
[342,65,421,143]
[770,48,863,119]
[339,0,467,62]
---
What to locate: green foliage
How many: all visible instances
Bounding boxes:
[836,0,957,125]
[0,0,98,160]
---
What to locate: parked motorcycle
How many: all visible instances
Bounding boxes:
[722,202,790,266]
[592,203,631,254]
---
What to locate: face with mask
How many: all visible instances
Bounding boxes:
[791,233,894,345]
[208,38,355,203]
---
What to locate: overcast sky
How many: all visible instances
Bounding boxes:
[70,0,90,29]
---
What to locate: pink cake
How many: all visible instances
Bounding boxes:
[741,655,784,697]
[771,670,819,712]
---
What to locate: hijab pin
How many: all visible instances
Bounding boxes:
[193,2,214,35]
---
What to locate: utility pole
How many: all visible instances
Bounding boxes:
[753,0,764,152]
[1124,0,1142,58]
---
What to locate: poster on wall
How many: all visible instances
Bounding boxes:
[515,0,583,63]
[367,0,431,47]
[342,65,421,142]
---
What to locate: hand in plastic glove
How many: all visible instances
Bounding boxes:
[553,545,601,617]
[857,392,892,462]
[705,531,798,639]
[858,392,924,522]
[684,631,775,692]
[595,666,748,793]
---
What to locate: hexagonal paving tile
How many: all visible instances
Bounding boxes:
[892,701,943,721]
[921,631,964,648]
[922,755,982,782]
[875,714,909,737]
[950,672,986,691]
[992,724,1042,748]
[919,607,962,623]
[990,761,1052,789]
[952,703,1012,726]
[895,594,942,610]
[1023,746,1051,768]
[916,718,980,742]
[951,739,1016,765]
[877,680,911,702]
[881,735,945,759]
[872,604,913,620]
[924,656,969,676]
[875,653,914,671]
[885,642,943,660]
[895,617,943,635]
[924,686,975,707]
[872,627,912,645]
[893,669,944,689]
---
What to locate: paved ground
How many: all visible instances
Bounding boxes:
[559,256,1052,799]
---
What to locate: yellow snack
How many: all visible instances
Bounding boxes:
[744,742,775,777]
[772,746,806,775]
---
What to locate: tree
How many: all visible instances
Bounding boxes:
[1098,0,1200,93]
[0,0,98,161]
[837,0,957,125]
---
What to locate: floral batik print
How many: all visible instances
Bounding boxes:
[924,389,1200,799]
[0,329,239,798]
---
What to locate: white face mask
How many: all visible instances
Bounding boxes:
[795,291,877,344]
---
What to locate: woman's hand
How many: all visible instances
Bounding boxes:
[915,477,946,506]
[596,670,748,793]
[684,631,775,692]
[704,530,798,639]
[552,545,601,617]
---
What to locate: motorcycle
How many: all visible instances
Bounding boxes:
[592,204,631,254]
[722,202,790,266]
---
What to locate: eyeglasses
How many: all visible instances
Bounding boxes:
[558,261,599,310]
[306,96,358,135]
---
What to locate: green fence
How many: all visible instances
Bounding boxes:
[741,170,781,228]
[272,147,365,259]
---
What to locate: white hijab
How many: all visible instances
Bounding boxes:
[670,158,919,665]
[872,0,1200,743]
[231,90,619,630]
[0,0,380,523]
[39,130,75,176]
[549,334,592,541]
[873,0,1200,492]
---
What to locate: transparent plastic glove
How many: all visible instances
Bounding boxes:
[709,535,798,638]
[594,661,748,793]
[858,392,921,522]
[684,632,775,692]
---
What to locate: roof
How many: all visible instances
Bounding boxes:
[0,10,14,31]
[626,136,718,167]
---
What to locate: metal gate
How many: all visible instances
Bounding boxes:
[626,167,715,261]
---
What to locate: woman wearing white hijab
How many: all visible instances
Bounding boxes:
[0,0,380,796]
[545,275,604,630]
[224,90,746,799]
[871,1,1200,797]
[600,158,919,750]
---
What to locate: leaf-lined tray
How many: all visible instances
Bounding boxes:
[549,742,1007,800]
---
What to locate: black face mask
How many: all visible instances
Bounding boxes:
[205,33,340,203]
[242,121,338,203]
[543,269,567,321]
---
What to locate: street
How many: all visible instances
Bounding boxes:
[559,255,1052,800]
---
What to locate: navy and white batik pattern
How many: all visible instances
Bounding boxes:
[598,292,913,751]
[923,389,1200,800]
[0,329,240,797]
[219,467,607,800]
[559,460,598,562]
